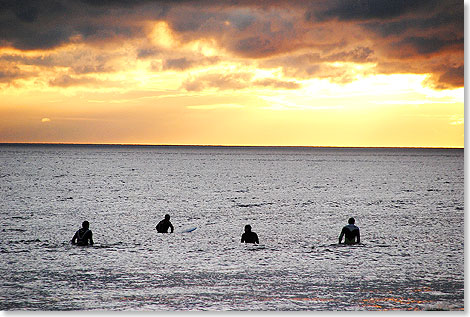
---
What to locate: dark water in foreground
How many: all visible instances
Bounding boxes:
[0,145,464,311]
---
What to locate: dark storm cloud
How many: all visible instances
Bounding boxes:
[0,0,463,89]
[0,24,74,51]
[0,0,67,22]
[435,65,464,89]
[305,0,462,88]
[0,0,75,50]
[308,0,441,22]
[78,0,155,7]
[395,36,463,56]
[0,0,165,50]
[162,6,305,59]
[362,10,463,38]
[168,10,219,33]
[0,0,462,52]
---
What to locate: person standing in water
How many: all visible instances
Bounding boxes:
[156,214,174,233]
[241,224,259,244]
[339,217,360,244]
[71,221,94,246]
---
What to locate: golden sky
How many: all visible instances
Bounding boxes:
[0,0,464,147]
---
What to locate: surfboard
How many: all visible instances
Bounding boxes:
[181,227,197,233]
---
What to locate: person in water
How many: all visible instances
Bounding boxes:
[71,221,94,246]
[339,217,360,244]
[156,214,174,233]
[241,224,259,244]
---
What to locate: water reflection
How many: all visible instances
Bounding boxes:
[0,146,464,310]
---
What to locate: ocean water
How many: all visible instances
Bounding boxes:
[0,144,464,311]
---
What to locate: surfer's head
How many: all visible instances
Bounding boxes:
[348,217,355,224]
[165,214,170,220]
[82,221,89,229]
[244,224,252,232]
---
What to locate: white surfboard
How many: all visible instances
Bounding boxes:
[181,227,197,233]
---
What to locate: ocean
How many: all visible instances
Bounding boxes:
[0,144,464,311]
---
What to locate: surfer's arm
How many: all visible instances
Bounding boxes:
[71,232,78,244]
[254,234,259,244]
[356,230,360,244]
[88,231,94,245]
[338,229,345,244]
[170,222,174,233]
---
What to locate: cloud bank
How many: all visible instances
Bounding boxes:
[0,0,463,90]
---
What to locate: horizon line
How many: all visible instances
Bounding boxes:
[0,142,463,150]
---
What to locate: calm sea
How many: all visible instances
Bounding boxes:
[0,144,464,311]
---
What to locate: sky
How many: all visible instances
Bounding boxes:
[0,0,464,147]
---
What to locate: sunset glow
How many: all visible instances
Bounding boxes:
[0,1,463,147]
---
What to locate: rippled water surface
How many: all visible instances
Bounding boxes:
[0,145,464,311]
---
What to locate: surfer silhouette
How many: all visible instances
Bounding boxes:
[71,221,94,246]
[156,214,174,233]
[339,217,360,244]
[241,224,259,244]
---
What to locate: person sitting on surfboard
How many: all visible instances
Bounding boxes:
[241,224,259,244]
[156,214,174,233]
[339,217,360,244]
[71,221,94,246]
